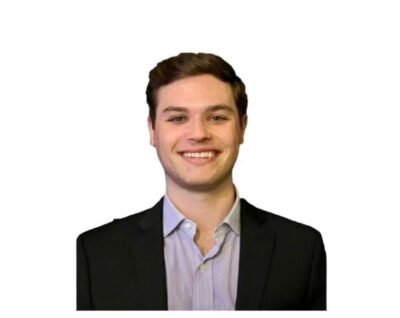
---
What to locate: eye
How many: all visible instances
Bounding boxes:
[210,115,227,123]
[167,116,186,123]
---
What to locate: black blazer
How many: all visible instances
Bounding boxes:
[77,198,326,310]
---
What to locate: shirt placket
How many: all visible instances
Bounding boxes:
[192,258,214,310]
[193,225,229,310]
[181,220,230,310]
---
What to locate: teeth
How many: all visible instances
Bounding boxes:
[182,151,215,158]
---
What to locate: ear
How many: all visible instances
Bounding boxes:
[147,115,155,147]
[239,114,248,144]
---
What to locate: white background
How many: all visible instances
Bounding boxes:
[1,0,399,317]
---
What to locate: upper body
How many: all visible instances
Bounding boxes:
[77,196,326,310]
[77,52,326,310]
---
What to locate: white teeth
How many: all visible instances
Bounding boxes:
[182,151,215,158]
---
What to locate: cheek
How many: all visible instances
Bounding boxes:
[219,126,242,146]
[155,128,180,150]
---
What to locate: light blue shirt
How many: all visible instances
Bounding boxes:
[163,190,241,310]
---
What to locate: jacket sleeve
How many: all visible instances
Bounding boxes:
[306,230,327,310]
[77,234,93,310]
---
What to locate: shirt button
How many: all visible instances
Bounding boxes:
[199,263,206,272]
[184,222,192,230]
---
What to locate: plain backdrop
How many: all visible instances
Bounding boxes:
[1,0,399,317]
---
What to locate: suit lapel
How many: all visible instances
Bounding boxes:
[132,198,168,310]
[235,199,275,310]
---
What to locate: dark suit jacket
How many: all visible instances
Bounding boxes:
[77,198,326,310]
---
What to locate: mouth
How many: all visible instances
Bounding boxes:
[178,150,220,165]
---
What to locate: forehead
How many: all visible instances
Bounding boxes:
[157,74,235,112]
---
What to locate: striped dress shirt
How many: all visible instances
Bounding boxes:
[163,191,241,310]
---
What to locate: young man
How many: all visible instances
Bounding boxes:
[77,53,326,310]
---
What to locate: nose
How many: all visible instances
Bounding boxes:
[187,118,211,143]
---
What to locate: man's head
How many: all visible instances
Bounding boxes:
[146,53,248,192]
[146,52,247,128]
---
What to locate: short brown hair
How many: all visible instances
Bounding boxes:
[146,52,248,127]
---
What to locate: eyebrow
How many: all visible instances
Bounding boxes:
[162,104,234,114]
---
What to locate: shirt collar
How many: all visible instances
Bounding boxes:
[162,186,241,237]
[163,195,186,237]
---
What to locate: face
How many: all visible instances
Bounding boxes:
[148,74,247,192]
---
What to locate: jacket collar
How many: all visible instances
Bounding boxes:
[133,198,168,309]
[235,198,275,310]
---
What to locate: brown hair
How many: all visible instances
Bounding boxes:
[146,52,248,127]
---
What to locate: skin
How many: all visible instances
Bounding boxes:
[148,74,247,255]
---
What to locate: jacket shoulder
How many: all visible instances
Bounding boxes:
[77,198,163,245]
[240,198,323,240]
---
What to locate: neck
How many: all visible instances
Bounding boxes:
[166,178,236,233]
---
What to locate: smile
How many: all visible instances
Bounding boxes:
[178,150,221,165]
[182,151,216,158]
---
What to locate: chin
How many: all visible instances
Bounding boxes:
[179,182,220,192]
[172,174,232,192]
